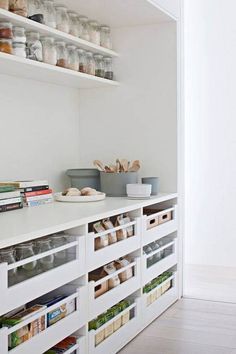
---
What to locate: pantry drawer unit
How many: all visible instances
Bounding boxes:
[0,235,86,315]
[88,257,141,320]
[87,217,141,271]
[142,238,178,285]
[0,286,87,354]
[142,206,178,246]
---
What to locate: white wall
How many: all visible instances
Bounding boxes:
[184,0,236,301]
[0,76,80,191]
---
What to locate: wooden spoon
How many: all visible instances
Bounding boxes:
[128,160,141,172]
[93,160,105,172]
[120,159,129,172]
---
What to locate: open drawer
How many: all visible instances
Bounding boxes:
[88,297,141,354]
[142,238,178,285]
[142,205,178,246]
[87,218,141,271]
[0,235,86,315]
[88,258,141,320]
[0,286,87,354]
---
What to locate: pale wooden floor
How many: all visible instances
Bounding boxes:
[118,298,236,354]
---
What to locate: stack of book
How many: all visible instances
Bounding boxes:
[0,180,53,207]
[0,186,23,213]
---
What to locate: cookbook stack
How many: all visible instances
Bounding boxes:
[0,180,53,207]
[0,186,23,213]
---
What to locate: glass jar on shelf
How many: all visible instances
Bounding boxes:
[67,44,79,71]
[0,0,9,10]
[56,40,68,68]
[9,0,27,17]
[94,53,104,78]
[41,36,57,65]
[88,20,100,46]
[0,21,13,39]
[0,247,17,286]
[43,0,56,28]
[55,5,69,33]
[100,25,112,49]
[28,0,44,24]
[68,11,79,37]
[0,38,12,54]
[50,233,67,266]
[103,56,113,80]
[86,51,95,75]
[26,31,42,61]
[78,16,89,41]
[13,26,26,43]
[13,42,26,57]
[15,242,37,279]
[77,48,87,73]
[35,238,54,271]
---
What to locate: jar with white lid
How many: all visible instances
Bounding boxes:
[13,26,26,43]
[104,56,113,80]
[0,247,17,286]
[86,51,95,75]
[15,242,37,278]
[67,45,79,71]
[68,11,79,37]
[88,20,100,45]
[0,0,9,10]
[9,0,27,17]
[13,42,26,57]
[35,238,54,271]
[55,5,69,33]
[26,31,42,61]
[41,36,57,65]
[77,48,87,73]
[28,0,44,24]
[100,25,112,49]
[94,53,104,78]
[0,21,13,39]
[78,16,89,41]
[43,0,56,28]
[56,41,68,68]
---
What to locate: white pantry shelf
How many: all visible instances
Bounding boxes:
[0,9,118,57]
[0,52,119,89]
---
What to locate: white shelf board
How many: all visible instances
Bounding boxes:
[0,193,177,249]
[0,52,119,89]
[0,9,118,57]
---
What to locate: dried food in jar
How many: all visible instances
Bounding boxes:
[88,20,100,45]
[86,51,95,76]
[104,56,114,80]
[78,16,89,41]
[13,42,26,57]
[68,11,79,37]
[0,38,12,54]
[43,0,56,28]
[100,25,112,49]
[0,0,9,10]
[55,5,69,33]
[77,48,87,73]
[13,26,26,43]
[9,0,27,17]
[26,31,42,61]
[55,41,67,68]
[94,53,104,78]
[67,44,79,71]
[41,36,57,65]
[0,22,13,39]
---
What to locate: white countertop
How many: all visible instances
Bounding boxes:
[0,193,177,248]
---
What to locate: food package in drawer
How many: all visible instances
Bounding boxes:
[144,208,159,230]
[89,268,109,298]
[89,315,106,346]
[161,280,172,294]
[44,335,77,353]
[114,257,133,283]
[0,305,46,349]
[158,211,172,224]
[104,310,114,339]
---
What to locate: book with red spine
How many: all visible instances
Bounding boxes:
[24,189,53,198]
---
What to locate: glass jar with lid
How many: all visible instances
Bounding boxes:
[68,11,79,37]
[100,25,112,49]
[51,233,67,266]
[67,45,79,71]
[88,20,100,45]
[77,48,87,73]
[9,0,27,16]
[0,247,17,286]
[94,54,104,78]
[78,16,89,41]
[56,41,67,68]
[41,36,57,65]
[0,38,12,54]
[35,238,54,271]
[0,0,9,10]
[13,42,26,57]
[28,0,44,24]
[103,57,113,80]
[86,51,95,76]
[13,26,26,43]
[43,0,56,28]
[55,5,69,33]
[26,31,42,61]
[0,22,13,39]
[15,242,37,278]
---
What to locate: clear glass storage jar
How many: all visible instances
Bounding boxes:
[68,11,79,37]
[56,40,67,68]
[15,242,37,278]
[100,25,112,49]
[55,5,69,33]
[51,233,67,266]
[94,53,104,77]
[67,44,79,71]
[103,56,113,80]
[0,247,17,286]
[13,42,26,57]
[0,21,13,39]
[43,0,56,28]
[35,238,54,271]
[77,48,87,73]
[9,0,27,17]
[86,51,95,75]
[26,31,42,61]
[0,38,12,54]
[78,16,89,41]
[41,36,57,65]
[28,0,44,24]
[88,20,100,45]
[0,0,9,10]
[13,26,26,43]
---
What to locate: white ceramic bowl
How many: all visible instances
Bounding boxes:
[126,183,152,198]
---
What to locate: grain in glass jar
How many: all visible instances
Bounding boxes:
[86,51,95,75]
[94,53,104,78]
[13,26,26,43]
[77,48,87,73]
[55,5,69,33]
[0,0,9,10]
[28,0,44,24]
[67,45,79,71]
[0,38,12,53]
[100,25,112,49]
[68,11,79,37]
[9,0,27,17]
[104,56,113,80]
[13,42,26,57]
[0,22,13,39]
[43,0,56,28]
[88,20,100,45]
[56,40,67,68]
[26,31,42,61]
[78,16,89,41]
[41,36,57,65]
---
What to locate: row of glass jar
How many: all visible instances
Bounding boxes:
[0,0,112,49]
[0,233,69,285]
